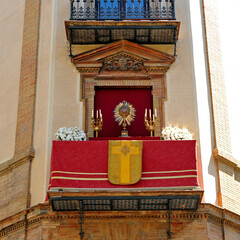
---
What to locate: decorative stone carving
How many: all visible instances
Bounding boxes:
[103,54,143,71]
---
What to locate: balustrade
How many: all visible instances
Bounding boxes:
[70,0,175,20]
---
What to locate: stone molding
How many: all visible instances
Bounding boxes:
[0,151,34,177]
[0,203,240,237]
[218,149,240,169]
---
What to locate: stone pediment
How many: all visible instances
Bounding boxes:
[72,40,175,74]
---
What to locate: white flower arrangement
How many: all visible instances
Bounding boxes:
[55,127,87,141]
[161,127,192,140]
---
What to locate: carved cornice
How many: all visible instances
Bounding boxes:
[1,203,240,237]
[77,67,101,74]
[146,66,170,73]
[0,220,26,237]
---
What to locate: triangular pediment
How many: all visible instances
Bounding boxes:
[72,40,175,65]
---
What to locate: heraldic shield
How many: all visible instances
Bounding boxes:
[108,140,143,185]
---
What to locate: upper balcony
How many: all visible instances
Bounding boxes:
[70,0,176,20]
[65,0,180,56]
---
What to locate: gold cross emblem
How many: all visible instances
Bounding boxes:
[108,141,143,185]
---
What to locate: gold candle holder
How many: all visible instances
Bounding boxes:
[91,109,103,137]
[144,108,157,137]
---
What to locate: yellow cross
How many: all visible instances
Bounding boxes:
[112,141,139,184]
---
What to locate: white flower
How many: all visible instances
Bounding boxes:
[161,127,192,140]
[55,127,87,141]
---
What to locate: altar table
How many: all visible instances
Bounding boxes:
[49,140,199,190]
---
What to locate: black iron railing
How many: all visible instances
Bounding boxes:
[70,0,175,20]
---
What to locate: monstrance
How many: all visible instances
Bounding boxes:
[113,100,136,137]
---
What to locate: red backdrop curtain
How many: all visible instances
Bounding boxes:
[94,88,152,137]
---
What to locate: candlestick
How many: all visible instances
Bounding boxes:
[144,109,157,137]
[91,109,103,138]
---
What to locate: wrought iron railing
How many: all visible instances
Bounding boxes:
[70,0,175,20]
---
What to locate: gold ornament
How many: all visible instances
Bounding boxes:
[114,100,136,137]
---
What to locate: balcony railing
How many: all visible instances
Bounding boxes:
[70,0,175,20]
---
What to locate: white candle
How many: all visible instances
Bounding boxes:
[145,109,147,117]
[97,110,98,119]
[149,109,151,118]
[100,109,102,117]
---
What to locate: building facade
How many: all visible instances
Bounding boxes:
[0,0,240,239]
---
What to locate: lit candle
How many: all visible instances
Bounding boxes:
[100,109,102,122]
[96,110,98,119]
[145,109,147,118]
[149,109,151,118]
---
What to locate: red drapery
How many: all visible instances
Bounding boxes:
[49,140,199,190]
[94,88,152,137]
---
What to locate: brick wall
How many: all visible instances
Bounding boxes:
[0,159,30,221]
[202,0,240,213]
[0,0,40,221]
[219,159,240,214]
[15,0,40,155]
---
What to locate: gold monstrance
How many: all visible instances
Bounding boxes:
[114,100,136,137]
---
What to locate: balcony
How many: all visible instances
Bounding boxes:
[65,0,180,56]
[48,139,202,238]
[48,139,199,191]
[70,0,176,20]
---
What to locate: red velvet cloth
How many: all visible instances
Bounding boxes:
[94,88,152,137]
[49,140,199,190]
[89,137,160,141]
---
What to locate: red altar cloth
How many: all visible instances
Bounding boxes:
[89,137,160,141]
[49,140,199,190]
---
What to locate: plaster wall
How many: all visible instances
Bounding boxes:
[164,0,199,143]
[31,0,57,205]
[0,0,25,163]
[51,1,82,135]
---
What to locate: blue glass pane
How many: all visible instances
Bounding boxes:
[97,0,146,19]
[126,0,144,19]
